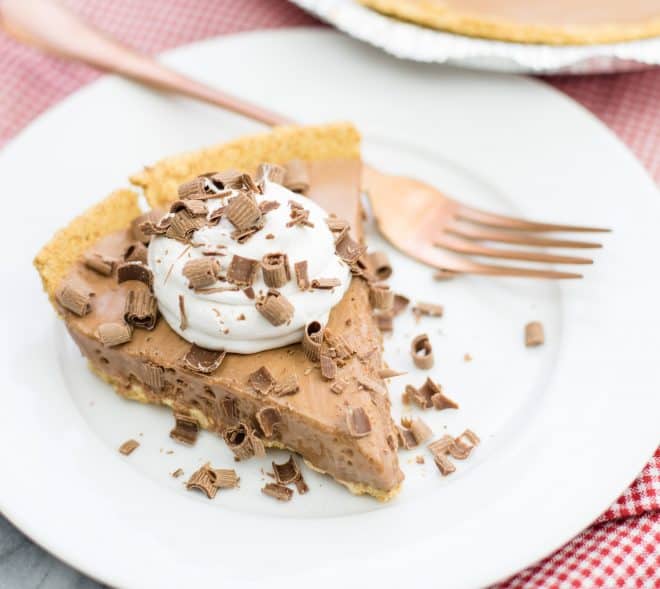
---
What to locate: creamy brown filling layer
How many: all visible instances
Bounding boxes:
[59,158,404,496]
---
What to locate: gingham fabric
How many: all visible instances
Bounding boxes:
[0,1,658,586]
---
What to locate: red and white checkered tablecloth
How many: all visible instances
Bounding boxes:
[0,1,658,586]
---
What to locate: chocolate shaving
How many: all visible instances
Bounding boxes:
[223,422,258,461]
[225,193,263,231]
[356,375,387,396]
[335,231,366,264]
[410,418,433,445]
[378,367,406,379]
[294,260,310,290]
[166,210,206,243]
[302,321,324,361]
[367,251,392,281]
[261,253,291,288]
[311,277,341,290]
[248,366,276,394]
[83,252,115,276]
[141,362,165,391]
[131,210,164,243]
[170,414,199,445]
[183,344,226,374]
[322,328,353,361]
[56,283,92,316]
[256,289,294,326]
[286,203,314,228]
[431,389,459,411]
[325,216,350,240]
[525,321,544,347]
[194,285,239,294]
[172,468,184,478]
[295,478,309,495]
[186,464,219,499]
[272,455,301,485]
[97,322,132,347]
[182,258,220,289]
[259,200,281,214]
[178,295,188,330]
[209,169,242,189]
[393,294,410,316]
[374,312,393,332]
[320,354,337,380]
[221,397,239,423]
[118,439,139,455]
[434,454,456,476]
[411,333,434,369]
[207,205,225,225]
[369,284,394,310]
[117,262,153,290]
[124,288,158,330]
[255,407,281,438]
[433,269,459,280]
[261,483,293,502]
[256,162,287,186]
[412,302,444,319]
[243,287,255,300]
[283,159,310,194]
[213,468,240,489]
[139,215,172,238]
[272,375,299,397]
[227,255,259,288]
[122,242,148,265]
[346,407,372,438]
[170,199,207,216]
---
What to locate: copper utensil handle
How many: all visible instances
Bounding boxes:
[0,0,292,127]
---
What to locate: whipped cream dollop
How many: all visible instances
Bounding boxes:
[148,180,351,354]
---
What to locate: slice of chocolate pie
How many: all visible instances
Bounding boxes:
[35,123,404,500]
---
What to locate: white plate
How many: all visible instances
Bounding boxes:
[291,0,660,73]
[0,29,658,589]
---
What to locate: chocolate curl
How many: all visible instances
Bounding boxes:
[335,231,366,264]
[525,321,544,347]
[248,366,276,394]
[124,288,158,330]
[118,439,139,455]
[83,252,115,276]
[182,258,220,289]
[122,242,148,265]
[397,426,418,450]
[284,159,310,194]
[227,255,259,287]
[367,251,392,281]
[209,169,242,189]
[272,456,301,485]
[225,193,262,230]
[261,253,291,288]
[131,210,164,244]
[141,362,165,391]
[411,334,434,369]
[183,344,226,374]
[223,422,259,461]
[393,294,410,316]
[117,262,153,290]
[255,407,281,438]
[294,260,310,290]
[369,283,394,311]
[170,414,199,445]
[410,418,433,445]
[97,322,132,347]
[256,289,294,326]
[170,199,208,216]
[261,483,293,502]
[165,210,206,243]
[255,162,287,187]
[177,176,213,200]
[57,283,92,316]
[213,468,240,489]
[311,278,341,290]
[302,321,324,362]
[186,464,218,499]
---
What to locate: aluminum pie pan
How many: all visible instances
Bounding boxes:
[290,0,660,74]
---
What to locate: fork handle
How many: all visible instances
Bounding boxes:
[0,0,291,127]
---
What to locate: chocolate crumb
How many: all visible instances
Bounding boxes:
[171,468,184,478]
[248,366,276,395]
[183,344,226,374]
[272,375,299,397]
[330,378,350,395]
[261,483,293,502]
[416,455,425,464]
[265,233,275,240]
[286,202,314,228]
[411,334,434,369]
[346,407,372,438]
[170,414,199,445]
[525,321,544,347]
[118,439,139,455]
[464,353,472,362]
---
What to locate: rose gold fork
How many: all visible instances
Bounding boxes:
[2,0,608,280]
